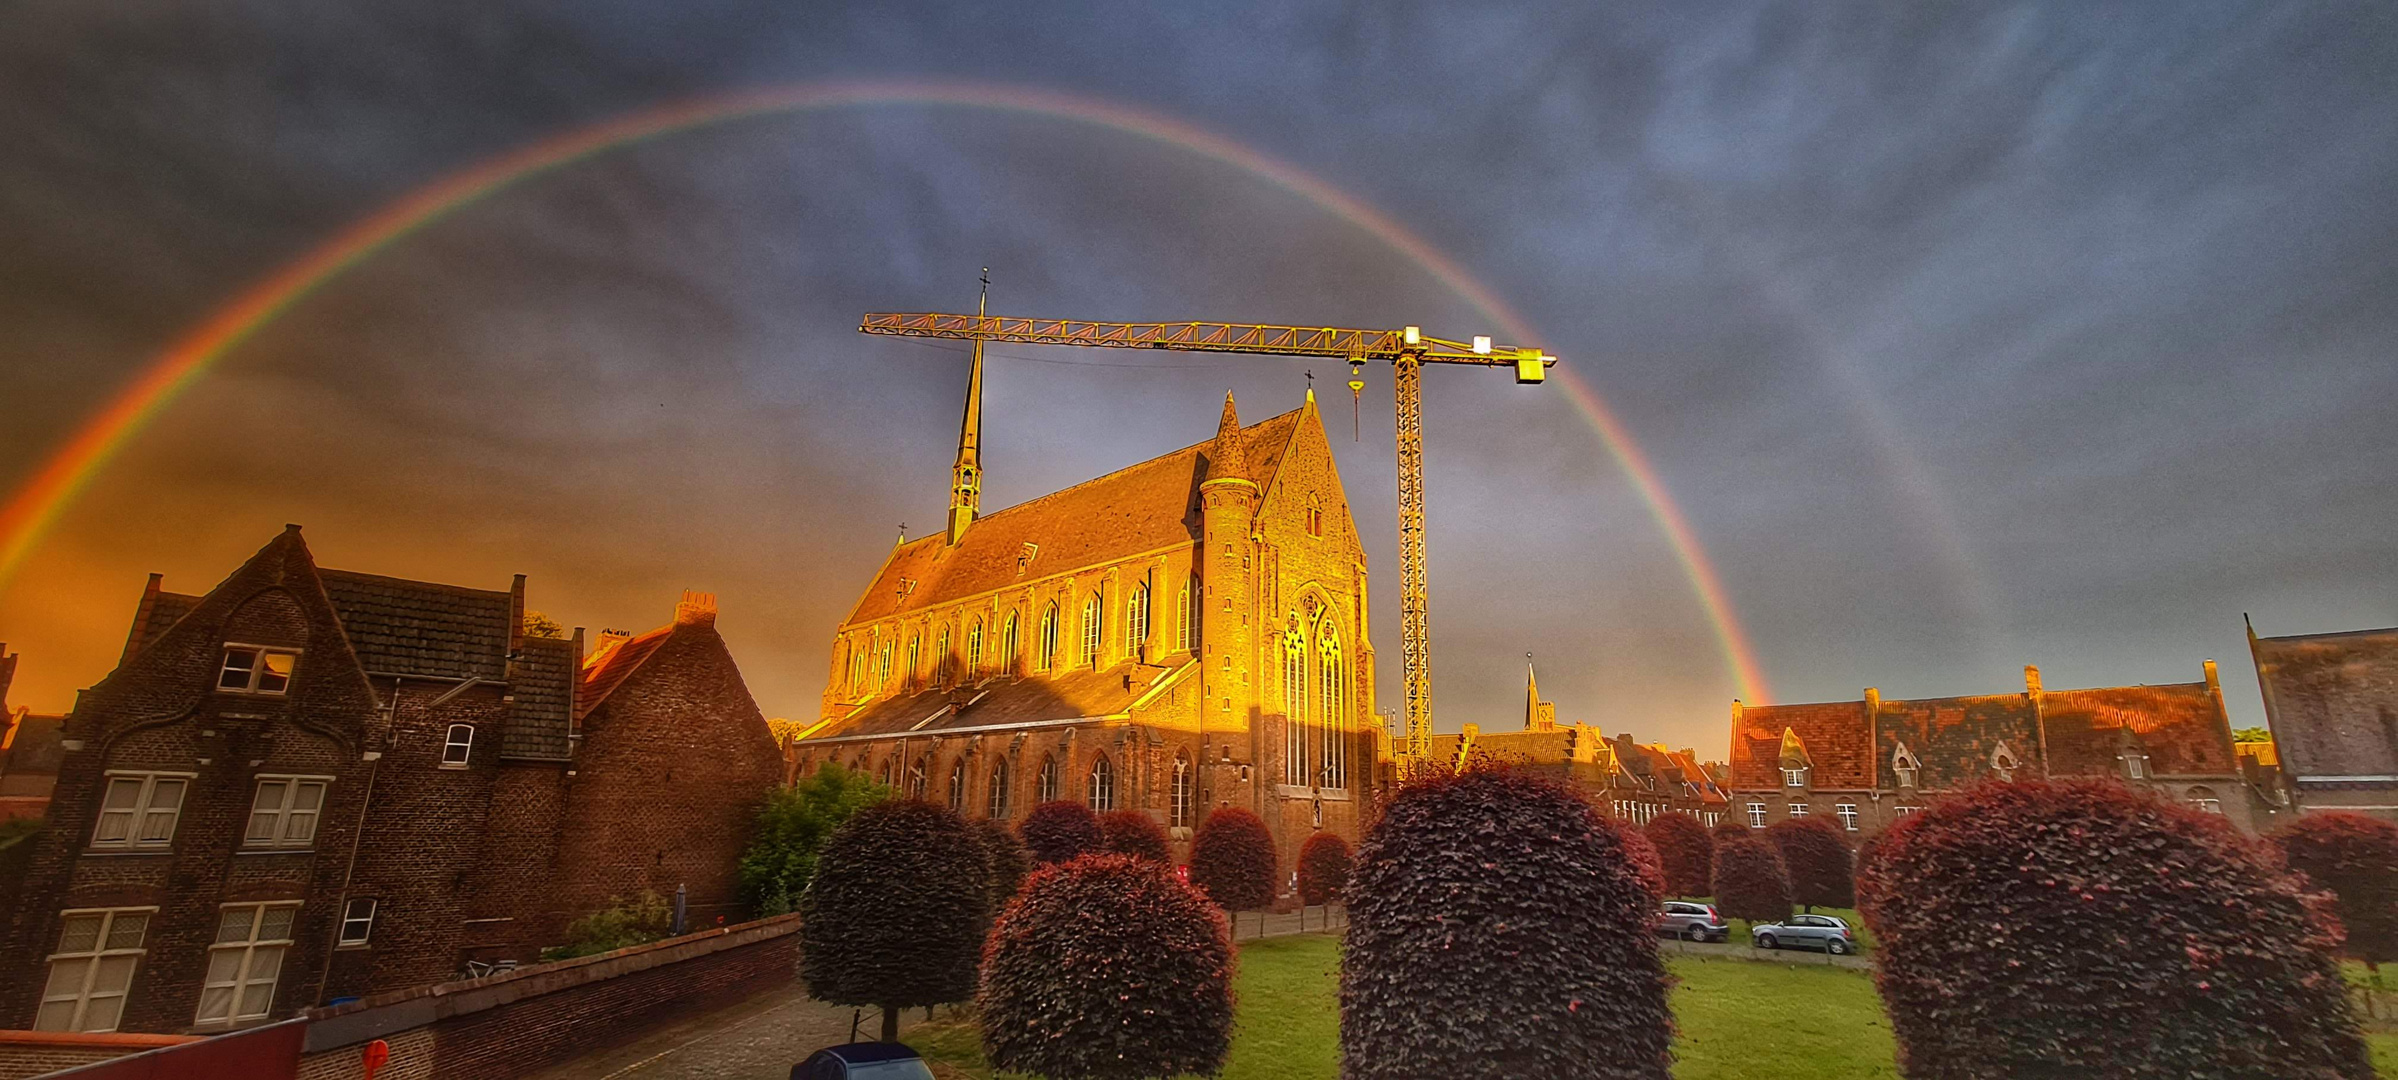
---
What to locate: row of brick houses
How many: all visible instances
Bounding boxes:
[0,527,782,1036]
[1425,664,1734,827]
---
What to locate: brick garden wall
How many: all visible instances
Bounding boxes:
[0,1033,197,1079]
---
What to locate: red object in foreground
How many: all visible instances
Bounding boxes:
[361,1039,390,1080]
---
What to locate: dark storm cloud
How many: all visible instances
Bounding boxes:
[1,0,2392,752]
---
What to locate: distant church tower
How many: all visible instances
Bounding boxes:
[947,271,989,546]
[1199,393,1258,729]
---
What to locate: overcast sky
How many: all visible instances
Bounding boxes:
[2,1,2392,752]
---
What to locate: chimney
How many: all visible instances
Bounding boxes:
[675,591,718,627]
[2024,664,2043,696]
[1864,687,1881,712]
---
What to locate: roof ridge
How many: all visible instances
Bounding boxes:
[2257,625,2398,643]
[321,567,514,600]
[965,407,1305,529]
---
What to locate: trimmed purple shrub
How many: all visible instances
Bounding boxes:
[979,855,1235,1080]
[1764,816,1854,911]
[1862,780,2368,1079]
[1018,799,1103,866]
[1612,818,1669,908]
[2271,812,2398,968]
[799,799,988,1041]
[1711,836,1792,925]
[1643,811,1713,899]
[1188,807,1277,912]
[1341,768,1671,1079]
[1098,808,1172,864]
[1297,832,1354,906]
[973,816,1031,911]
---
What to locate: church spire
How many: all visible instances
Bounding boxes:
[1524,656,1556,731]
[947,269,988,546]
[1201,392,1252,488]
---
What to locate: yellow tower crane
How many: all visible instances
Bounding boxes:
[858,311,1554,778]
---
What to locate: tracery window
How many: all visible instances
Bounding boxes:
[1178,575,1199,652]
[1038,755,1059,803]
[1282,629,1308,785]
[1002,612,1020,675]
[1319,623,1346,790]
[907,634,921,686]
[1037,604,1058,672]
[908,756,928,799]
[987,757,1013,819]
[1127,581,1150,657]
[1087,755,1115,811]
[967,619,984,678]
[878,641,893,688]
[1081,593,1103,668]
[1170,754,1192,829]
[934,628,952,686]
[948,759,966,813]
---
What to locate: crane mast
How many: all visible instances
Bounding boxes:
[859,311,1554,779]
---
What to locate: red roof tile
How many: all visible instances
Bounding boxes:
[579,627,670,721]
[2041,682,2232,776]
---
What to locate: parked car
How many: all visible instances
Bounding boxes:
[1655,901,1730,942]
[1750,914,1858,955]
[793,1043,938,1080]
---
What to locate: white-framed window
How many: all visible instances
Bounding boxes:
[337,898,376,946]
[1087,755,1115,811]
[36,908,152,1032]
[968,620,985,678]
[1319,623,1347,790]
[1746,802,1767,828]
[1788,802,1810,818]
[2125,753,2149,780]
[1170,754,1192,829]
[2186,786,2222,814]
[1080,593,1104,668]
[1894,805,1921,816]
[1836,802,1859,831]
[987,757,1013,820]
[1127,582,1150,656]
[91,772,191,850]
[244,776,329,848]
[1782,767,1808,788]
[440,724,473,768]
[907,634,921,684]
[934,628,952,686]
[1703,811,1722,828]
[1282,630,1308,785]
[878,641,893,687]
[948,759,967,813]
[1178,575,1199,653]
[196,903,297,1026]
[217,645,297,695]
[1038,604,1058,672]
[1038,755,1059,803]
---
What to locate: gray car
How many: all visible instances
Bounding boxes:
[1654,901,1729,943]
[1750,913,1858,954]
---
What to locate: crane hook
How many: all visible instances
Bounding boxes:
[1347,358,1366,442]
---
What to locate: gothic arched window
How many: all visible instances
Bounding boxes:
[1282,628,1308,785]
[1081,592,1103,668]
[1127,581,1150,657]
[1038,754,1059,803]
[1038,604,1059,672]
[1178,575,1199,652]
[948,759,966,813]
[906,634,921,686]
[878,641,893,688]
[1319,622,1346,790]
[934,627,952,686]
[967,619,984,678]
[1170,753,1192,829]
[1087,755,1115,812]
[987,757,1013,820]
[909,756,929,799]
[1002,612,1020,675]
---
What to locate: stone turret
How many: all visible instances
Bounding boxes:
[1198,393,1258,731]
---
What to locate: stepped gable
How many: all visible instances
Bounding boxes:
[318,569,513,681]
[504,635,577,760]
[843,408,1302,628]
[2041,681,2233,776]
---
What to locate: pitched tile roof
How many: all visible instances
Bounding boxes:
[1729,700,1877,789]
[2041,682,2233,776]
[503,636,576,760]
[578,626,671,721]
[1,712,65,777]
[842,408,1303,628]
[320,569,513,681]
[136,592,203,657]
[809,660,1176,740]
[2252,626,2398,782]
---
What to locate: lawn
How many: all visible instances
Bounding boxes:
[912,933,2398,1078]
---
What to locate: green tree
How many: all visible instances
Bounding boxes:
[521,610,567,639]
[738,763,888,916]
[2234,726,2273,744]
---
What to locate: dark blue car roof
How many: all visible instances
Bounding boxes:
[819,1043,921,1063]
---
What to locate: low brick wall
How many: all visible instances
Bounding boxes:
[297,913,801,1080]
[0,1032,198,1080]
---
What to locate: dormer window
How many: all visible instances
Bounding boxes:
[217,646,296,695]
[1891,743,1922,790]
[2124,752,2149,780]
[1990,741,2020,782]
[1782,767,1809,788]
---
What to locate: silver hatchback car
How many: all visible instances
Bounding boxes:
[1654,901,1729,943]
[1750,914,1858,955]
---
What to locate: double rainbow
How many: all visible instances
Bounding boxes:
[0,79,1770,704]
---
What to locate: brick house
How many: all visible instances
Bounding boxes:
[1725,662,2261,839]
[2249,621,2398,821]
[796,374,1380,882]
[1,645,67,822]
[1428,665,1730,827]
[0,527,780,1035]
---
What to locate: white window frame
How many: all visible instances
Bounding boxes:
[36,907,154,1033]
[217,644,298,695]
[1836,802,1859,831]
[1038,755,1059,803]
[1788,802,1810,818]
[244,775,331,849]
[1080,593,1104,668]
[1746,802,1767,828]
[440,724,474,769]
[196,902,299,1027]
[948,759,967,813]
[1782,767,1808,788]
[1087,755,1115,812]
[1894,805,1920,816]
[1318,624,1346,791]
[2125,753,2148,780]
[337,898,377,946]
[1170,755,1192,829]
[90,771,194,851]
[987,757,1012,820]
[1127,582,1150,656]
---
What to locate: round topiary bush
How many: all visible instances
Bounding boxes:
[1612,818,1669,908]
[1018,800,1104,865]
[2271,812,2398,969]
[1861,779,2369,1078]
[1342,768,1671,1079]
[1764,816,1854,911]
[1188,807,1277,913]
[1711,836,1792,926]
[1643,811,1713,899]
[974,816,1032,911]
[980,854,1235,1080]
[1710,819,1753,845]
[1098,809,1172,863]
[799,799,989,1041]
[1297,831,1354,906]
